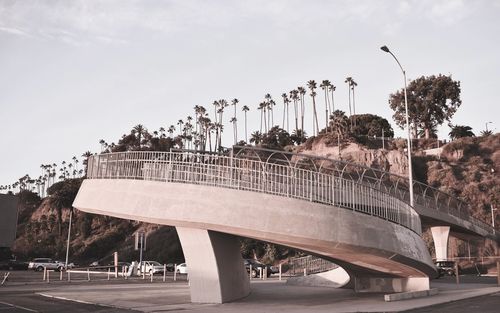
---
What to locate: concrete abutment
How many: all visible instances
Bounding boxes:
[176,227,250,303]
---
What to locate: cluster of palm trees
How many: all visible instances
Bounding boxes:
[270,78,357,138]
[0,152,92,197]
[2,77,361,195]
[159,77,358,152]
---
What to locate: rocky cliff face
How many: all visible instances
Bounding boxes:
[298,138,409,176]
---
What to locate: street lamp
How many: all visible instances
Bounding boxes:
[492,205,497,230]
[380,45,414,207]
[486,121,492,132]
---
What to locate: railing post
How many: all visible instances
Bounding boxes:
[309,172,313,201]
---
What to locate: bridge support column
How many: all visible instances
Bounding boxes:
[430,226,450,261]
[176,227,250,303]
[354,277,430,293]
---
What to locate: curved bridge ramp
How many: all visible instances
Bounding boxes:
[74,151,436,303]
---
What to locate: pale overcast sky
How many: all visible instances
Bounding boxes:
[1,0,499,186]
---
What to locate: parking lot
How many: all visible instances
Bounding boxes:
[1,270,500,313]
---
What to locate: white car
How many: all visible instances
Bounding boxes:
[28,258,65,272]
[140,261,165,275]
[176,263,188,274]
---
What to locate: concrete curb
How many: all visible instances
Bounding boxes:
[384,288,438,302]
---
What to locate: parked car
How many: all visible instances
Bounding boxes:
[139,261,165,275]
[166,263,175,272]
[28,258,65,272]
[244,259,272,278]
[0,259,28,270]
[176,263,188,274]
[435,260,459,277]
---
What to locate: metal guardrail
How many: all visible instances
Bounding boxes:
[229,146,494,235]
[288,255,338,275]
[86,150,422,234]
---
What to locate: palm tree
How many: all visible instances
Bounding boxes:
[290,90,299,134]
[82,151,92,176]
[449,124,475,140]
[330,110,349,139]
[208,122,215,152]
[258,101,266,133]
[158,127,166,138]
[132,124,146,149]
[177,120,184,136]
[328,83,336,116]
[216,122,224,151]
[307,80,319,136]
[298,86,306,133]
[212,101,219,124]
[168,125,175,138]
[350,78,358,128]
[345,77,356,129]
[264,94,273,129]
[216,99,229,149]
[250,131,263,145]
[242,105,250,143]
[480,129,493,137]
[320,80,332,130]
[281,93,290,132]
[230,117,237,144]
[231,99,239,143]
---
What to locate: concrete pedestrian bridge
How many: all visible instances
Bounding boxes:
[73,147,497,303]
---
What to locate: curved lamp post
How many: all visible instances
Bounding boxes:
[380,45,414,207]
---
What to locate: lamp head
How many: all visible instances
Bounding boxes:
[380,45,390,53]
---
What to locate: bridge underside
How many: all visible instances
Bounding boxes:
[73,179,436,303]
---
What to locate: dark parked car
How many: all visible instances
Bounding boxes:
[244,259,273,278]
[435,260,459,277]
[0,259,28,270]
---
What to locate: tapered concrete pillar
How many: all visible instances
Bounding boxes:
[431,226,450,261]
[176,227,250,303]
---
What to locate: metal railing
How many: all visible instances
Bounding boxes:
[288,255,338,275]
[230,146,494,235]
[86,150,422,234]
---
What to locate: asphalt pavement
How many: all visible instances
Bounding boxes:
[1,270,500,313]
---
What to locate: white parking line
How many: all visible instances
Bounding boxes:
[0,301,39,312]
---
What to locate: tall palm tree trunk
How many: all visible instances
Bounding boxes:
[312,97,319,136]
[348,87,352,130]
[300,96,305,133]
[260,110,263,133]
[294,100,299,134]
[245,112,248,143]
[270,108,273,128]
[352,87,356,128]
[263,108,267,133]
[282,103,286,130]
[286,104,289,132]
[324,90,329,130]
